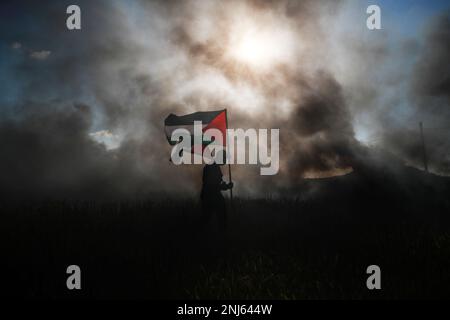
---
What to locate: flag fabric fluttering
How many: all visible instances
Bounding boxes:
[164,109,227,154]
[164,109,233,200]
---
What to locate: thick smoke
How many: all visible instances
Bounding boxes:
[0,0,448,200]
[379,12,450,174]
[413,12,450,103]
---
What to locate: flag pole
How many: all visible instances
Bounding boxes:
[225,109,233,201]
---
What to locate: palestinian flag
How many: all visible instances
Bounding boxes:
[164,109,227,153]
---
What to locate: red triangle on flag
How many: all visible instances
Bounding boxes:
[202,110,227,146]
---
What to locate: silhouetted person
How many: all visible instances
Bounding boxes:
[200,162,233,230]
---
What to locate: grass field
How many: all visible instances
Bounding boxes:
[2,183,450,299]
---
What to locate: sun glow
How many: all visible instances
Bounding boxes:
[227,19,295,71]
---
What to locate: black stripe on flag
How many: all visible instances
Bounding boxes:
[164,110,225,126]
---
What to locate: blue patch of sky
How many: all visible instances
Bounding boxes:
[362,0,449,36]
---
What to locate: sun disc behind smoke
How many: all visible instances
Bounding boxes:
[227,18,295,71]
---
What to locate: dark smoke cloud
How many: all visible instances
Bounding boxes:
[0,0,448,200]
[0,101,202,200]
[378,12,450,174]
[413,12,450,102]
[280,70,359,180]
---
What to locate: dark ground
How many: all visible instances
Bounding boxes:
[2,166,450,299]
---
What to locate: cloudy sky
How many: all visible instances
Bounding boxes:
[0,0,449,199]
